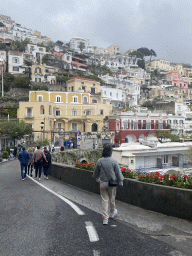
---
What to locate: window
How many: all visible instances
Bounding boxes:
[164,155,168,164]
[110,92,112,96]
[146,124,151,129]
[104,91,106,95]
[72,110,77,116]
[100,109,103,115]
[86,110,91,115]
[83,96,88,104]
[82,86,86,92]
[81,82,84,84]
[72,123,77,131]
[55,110,60,116]
[26,107,32,117]
[13,67,19,71]
[35,78,41,82]
[159,124,163,129]
[123,123,128,129]
[12,57,19,63]
[71,86,74,92]
[67,56,70,61]
[57,123,62,129]
[56,96,61,102]
[91,88,95,94]
[37,95,43,102]
[40,105,44,115]
[131,160,134,164]
[39,48,43,52]
[116,93,118,98]
[134,124,137,130]
[73,96,78,102]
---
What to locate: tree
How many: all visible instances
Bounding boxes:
[150,49,157,61]
[79,42,85,52]
[0,121,33,145]
[0,22,5,27]
[129,50,144,59]
[137,59,145,69]
[137,47,151,58]
[42,54,50,64]
[12,76,30,89]
[56,40,63,46]
[155,130,179,142]
[2,72,14,91]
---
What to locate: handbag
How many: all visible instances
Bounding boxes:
[100,161,118,187]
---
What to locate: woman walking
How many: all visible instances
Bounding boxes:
[27,148,34,177]
[43,149,51,180]
[93,144,124,225]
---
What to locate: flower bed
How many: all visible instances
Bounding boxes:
[121,167,136,179]
[138,171,192,190]
[75,162,95,172]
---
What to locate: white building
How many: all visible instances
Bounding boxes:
[8,51,25,74]
[70,37,94,54]
[61,52,72,70]
[113,142,192,171]
[101,86,123,107]
[26,44,48,64]
[13,23,33,41]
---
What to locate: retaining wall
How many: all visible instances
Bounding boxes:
[49,163,192,221]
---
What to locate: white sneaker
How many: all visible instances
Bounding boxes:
[39,178,41,181]
[110,209,117,218]
[103,219,108,225]
[46,177,48,180]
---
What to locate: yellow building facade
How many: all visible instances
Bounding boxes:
[17,90,112,141]
[146,59,172,72]
[107,45,121,55]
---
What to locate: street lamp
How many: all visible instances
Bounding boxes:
[0,58,4,97]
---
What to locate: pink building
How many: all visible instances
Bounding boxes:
[166,70,188,89]
[53,51,64,57]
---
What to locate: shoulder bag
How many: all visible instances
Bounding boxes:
[100,161,118,187]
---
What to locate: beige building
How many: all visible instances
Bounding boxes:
[146,59,172,72]
[31,64,58,84]
[107,45,121,55]
[17,87,112,141]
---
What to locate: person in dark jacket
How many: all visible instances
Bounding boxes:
[43,149,52,180]
[13,146,17,158]
[18,147,30,181]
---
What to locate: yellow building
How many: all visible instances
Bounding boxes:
[146,59,172,72]
[107,45,121,55]
[183,66,192,77]
[31,64,58,84]
[17,90,112,141]
[170,63,185,76]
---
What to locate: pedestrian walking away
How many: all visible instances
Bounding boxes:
[27,148,34,177]
[93,144,124,225]
[33,145,48,181]
[13,146,17,158]
[18,147,30,181]
[43,149,52,180]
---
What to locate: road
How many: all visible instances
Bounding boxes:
[0,160,189,256]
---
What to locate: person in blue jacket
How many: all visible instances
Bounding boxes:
[18,147,30,181]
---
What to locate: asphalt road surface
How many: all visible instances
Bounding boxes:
[0,160,182,256]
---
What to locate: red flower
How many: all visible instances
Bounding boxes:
[121,167,127,172]
[183,175,188,178]
[149,174,153,178]
[170,175,175,180]
[138,175,140,178]
[160,175,165,178]
[155,172,160,177]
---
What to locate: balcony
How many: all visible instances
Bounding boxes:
[24,114,34,119]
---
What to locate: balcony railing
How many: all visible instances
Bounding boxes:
[24,114,34,119]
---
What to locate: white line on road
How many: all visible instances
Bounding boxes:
[27,175,85,215]
[93,249,100,256]
[85,221,99,242]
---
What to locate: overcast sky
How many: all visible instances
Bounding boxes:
[1,0,192,64]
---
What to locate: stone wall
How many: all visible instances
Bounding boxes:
[49,162,192,221]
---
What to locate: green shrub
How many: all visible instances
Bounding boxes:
[6,146,10,155]
[2,151,9,159]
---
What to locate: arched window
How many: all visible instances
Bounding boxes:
[92,123,98,132]
[40,105,44,115]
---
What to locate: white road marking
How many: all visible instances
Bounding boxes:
[85,221,99,242]
[93,249,100,256]
[27,175,85,215]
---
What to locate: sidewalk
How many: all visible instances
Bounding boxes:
[41,175,192,256]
